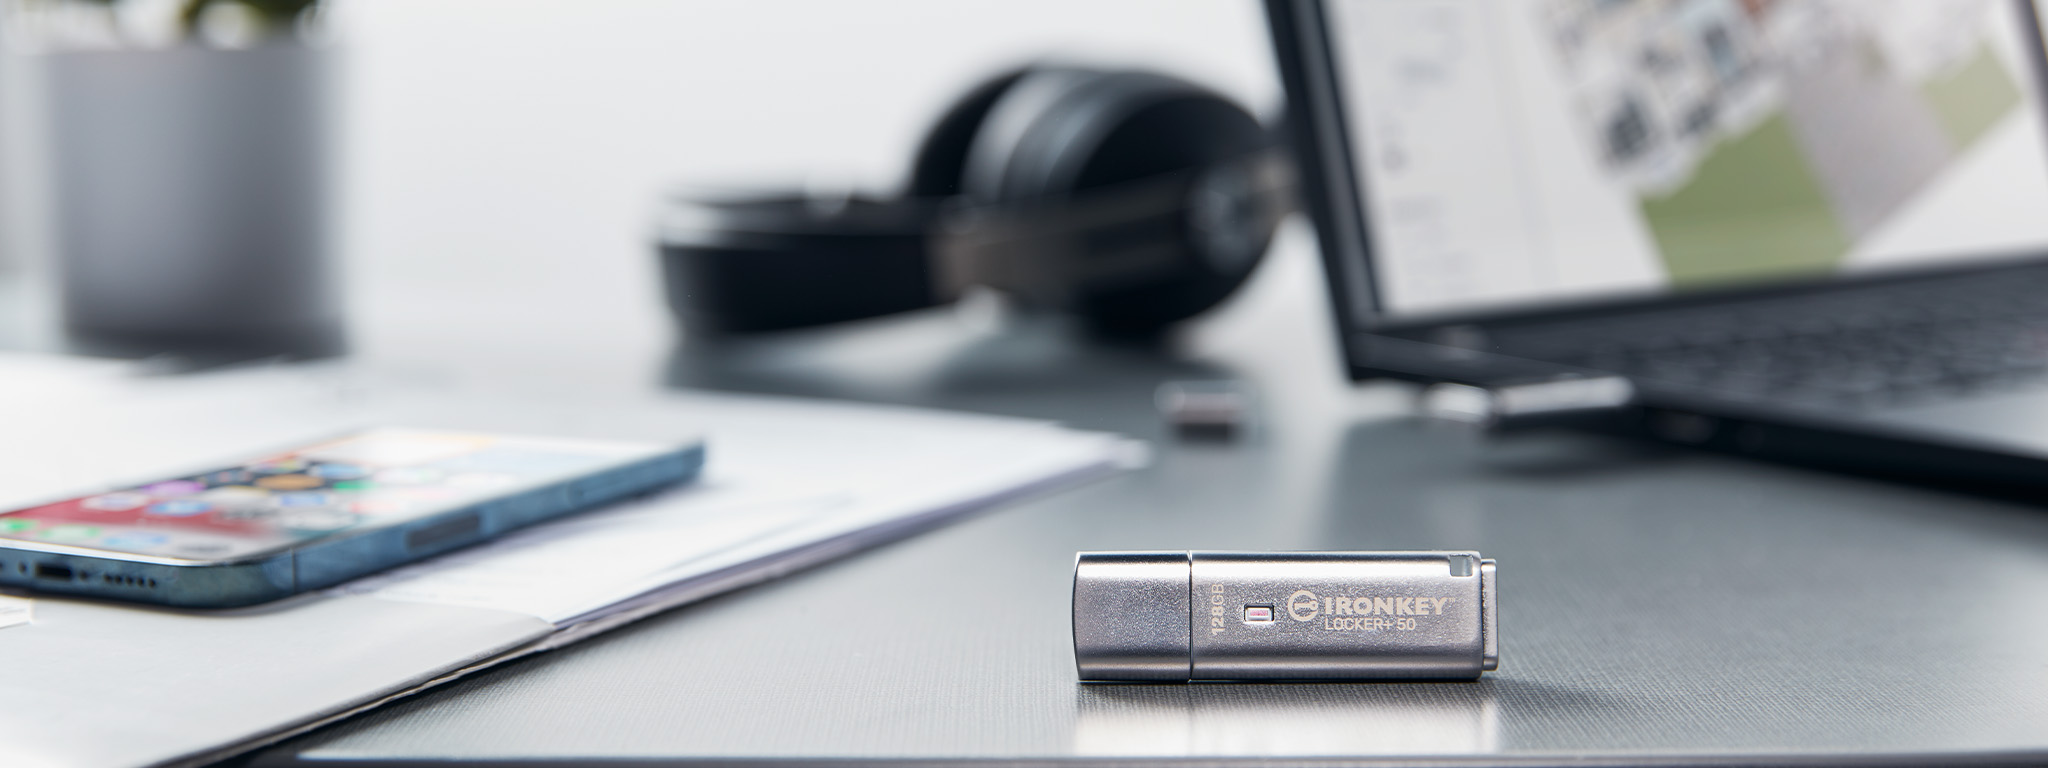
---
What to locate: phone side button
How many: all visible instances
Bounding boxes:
[404,512,483,552]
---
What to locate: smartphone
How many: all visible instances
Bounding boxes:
[0,428,704,608]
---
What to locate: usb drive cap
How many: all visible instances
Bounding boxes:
[1073,551,1498,681]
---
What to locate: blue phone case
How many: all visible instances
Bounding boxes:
[0,441,705,609]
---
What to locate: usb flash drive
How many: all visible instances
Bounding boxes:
[1072,551,1498,681]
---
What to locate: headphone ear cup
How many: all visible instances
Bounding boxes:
[963,68,1276,336]
[905,67,1034,199]
[1072,95,1275,336]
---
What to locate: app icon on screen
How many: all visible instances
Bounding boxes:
[0,518,38,534]
[143,481,206,497]
[310,464,370,481]
[249,459,310,475]
[272,492,336,508]
[202,469,255,485]
[146,500,212,517]
[42,525,100,542]
[255,474,323,491]
[215,506,274,520]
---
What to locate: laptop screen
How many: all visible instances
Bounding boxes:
[1323,0,2048,320]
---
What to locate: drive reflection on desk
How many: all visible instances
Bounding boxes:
[1072,684,1500,757]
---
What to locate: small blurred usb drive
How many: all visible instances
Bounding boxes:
[1423,376,1634,431]
[1072,551,1497,681]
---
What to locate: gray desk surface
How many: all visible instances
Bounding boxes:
[241,309,2048,766]
[6,220,2024,767]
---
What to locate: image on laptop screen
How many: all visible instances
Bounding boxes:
[1324,0,2048,319]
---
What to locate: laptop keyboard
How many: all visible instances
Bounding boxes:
[1504,268,2048,408]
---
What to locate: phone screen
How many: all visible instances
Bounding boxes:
[0,429,662,562]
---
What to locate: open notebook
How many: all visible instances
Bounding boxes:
[0,356,1136,768]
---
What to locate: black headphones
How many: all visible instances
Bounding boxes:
[657,64,1293,339]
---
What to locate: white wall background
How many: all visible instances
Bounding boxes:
[327,0,1280,378]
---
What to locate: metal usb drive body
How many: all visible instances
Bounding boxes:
[1072,551,1498,681]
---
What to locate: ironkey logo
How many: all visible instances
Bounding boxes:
[1286,589,1320,621]
[1286,589,1453,621]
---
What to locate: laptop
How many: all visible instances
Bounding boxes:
[1268,0,2048,487]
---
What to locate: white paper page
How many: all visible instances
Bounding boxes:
[0,595,550,768]
[0,594,29,630]
[576,426,1131,621]
[335,401,1132,625]
[332,483,847,622]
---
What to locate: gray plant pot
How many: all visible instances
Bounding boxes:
[44,45,341,358]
